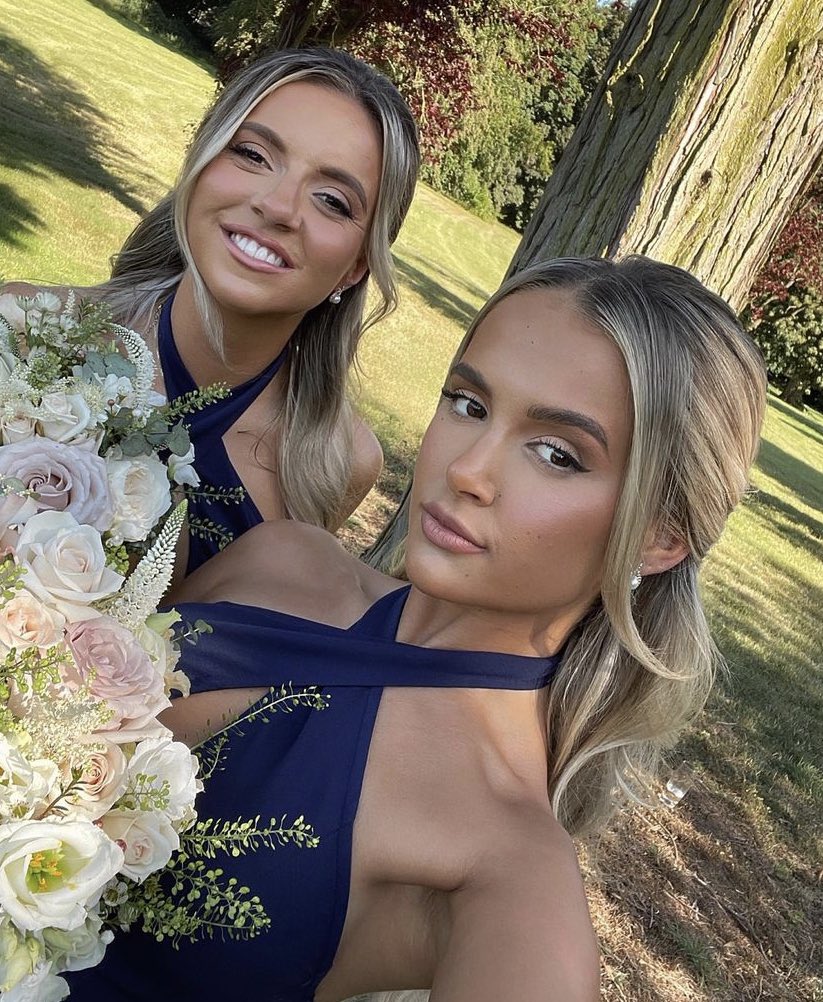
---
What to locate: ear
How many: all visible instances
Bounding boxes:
[341,254,370,290]
[639,530,690,580]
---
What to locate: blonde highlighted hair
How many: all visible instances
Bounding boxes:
[96,47,419,528]
[379,256,767,836]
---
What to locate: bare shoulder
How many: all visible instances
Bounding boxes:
[171,520,399,627]
[336,417,383,524]
[434,810,600,1001]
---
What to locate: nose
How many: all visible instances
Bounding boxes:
[445,435,498,506]
[249,173,301,230]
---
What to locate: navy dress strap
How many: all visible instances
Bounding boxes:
[157,294,289,574]
[179,586,561,693]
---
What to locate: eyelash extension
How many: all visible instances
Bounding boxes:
[440,386,485,415]
[227,142,267,166]
[316,191,353,219]
[533,439,588,474]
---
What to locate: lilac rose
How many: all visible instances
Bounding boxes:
[0,439,112,531]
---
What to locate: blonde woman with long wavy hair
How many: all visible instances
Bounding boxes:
[3,47,420,573]
[72,256,766,1001]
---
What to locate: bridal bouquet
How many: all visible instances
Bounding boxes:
[0,292,202,1001]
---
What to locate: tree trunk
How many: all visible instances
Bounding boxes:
[365,0,823,569]
[509,0,823,311]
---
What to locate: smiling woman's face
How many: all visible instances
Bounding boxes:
[407,286,633,636]
[185,79,383,323]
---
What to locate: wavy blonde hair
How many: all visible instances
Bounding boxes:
[96,47,419,528]
[381,255,766,836]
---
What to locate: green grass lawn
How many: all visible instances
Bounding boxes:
[1,4,821,999]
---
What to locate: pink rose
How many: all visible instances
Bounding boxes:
[0,439,112,530]
[64,616,169,734]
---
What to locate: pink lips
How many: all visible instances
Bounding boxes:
[421,504,485,555]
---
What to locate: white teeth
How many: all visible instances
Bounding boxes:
[229,232,285,268]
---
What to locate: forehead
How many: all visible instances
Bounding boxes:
[242,79,383,172]
[463,286,631,428]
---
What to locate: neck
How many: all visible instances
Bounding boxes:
[170,272,301,387]
[395,586,575,659]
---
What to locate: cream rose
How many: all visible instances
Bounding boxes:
[63,739,128,821]
[0,590,66,653]
[126,736,201,827]
[0,407,36,446]
[106,454,171,543]
[0,818,123,932]
[64,615,169,734]
[101,809,179,882]
[0,438,113,530]
[15,511,124,622]
[36,392,98,448]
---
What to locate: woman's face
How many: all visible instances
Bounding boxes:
[407,287,633,638]
[186,80,383,323]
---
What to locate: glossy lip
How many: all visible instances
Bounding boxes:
[221,225,295,271]
[421,502,486,554]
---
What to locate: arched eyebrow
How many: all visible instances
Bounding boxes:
[449,360,610,454]
[239,121,369,213]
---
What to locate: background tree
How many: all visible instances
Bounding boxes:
[169,0,626,230]
[367,0,823,564]
[508,0,823,311]
[744,172,823,408]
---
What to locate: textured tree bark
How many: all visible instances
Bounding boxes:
[509,0,823,311]
[365,0,823,569]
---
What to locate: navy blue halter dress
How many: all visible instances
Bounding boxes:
[69,586,559,1001]
[158,295,289,574]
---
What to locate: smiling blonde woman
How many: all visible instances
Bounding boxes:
[3,47,420,574]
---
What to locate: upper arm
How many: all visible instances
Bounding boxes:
[334,417,383,527]
[431,832,600,1002]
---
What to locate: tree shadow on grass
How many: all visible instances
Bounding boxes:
[768,394,823,449]
[754,438,823,514]
[0,30,153,247]
[392,253,480,328]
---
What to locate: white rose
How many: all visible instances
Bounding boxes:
[101,809,179,882]
[106,455,171,543]
[0,590,66,653]
[36,392,97,448]
[0,918,43,994]
[63,739,128,821]
[126,736,201,826]
[139,611,189,697]
[15,511,124,622]
[0,735,60,822]
[0,408,37,445]
[41,911,113,973]
[0,961,69,1002]
[0,294,27,334]
[0,818,123,932]
[167,443,200,488]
